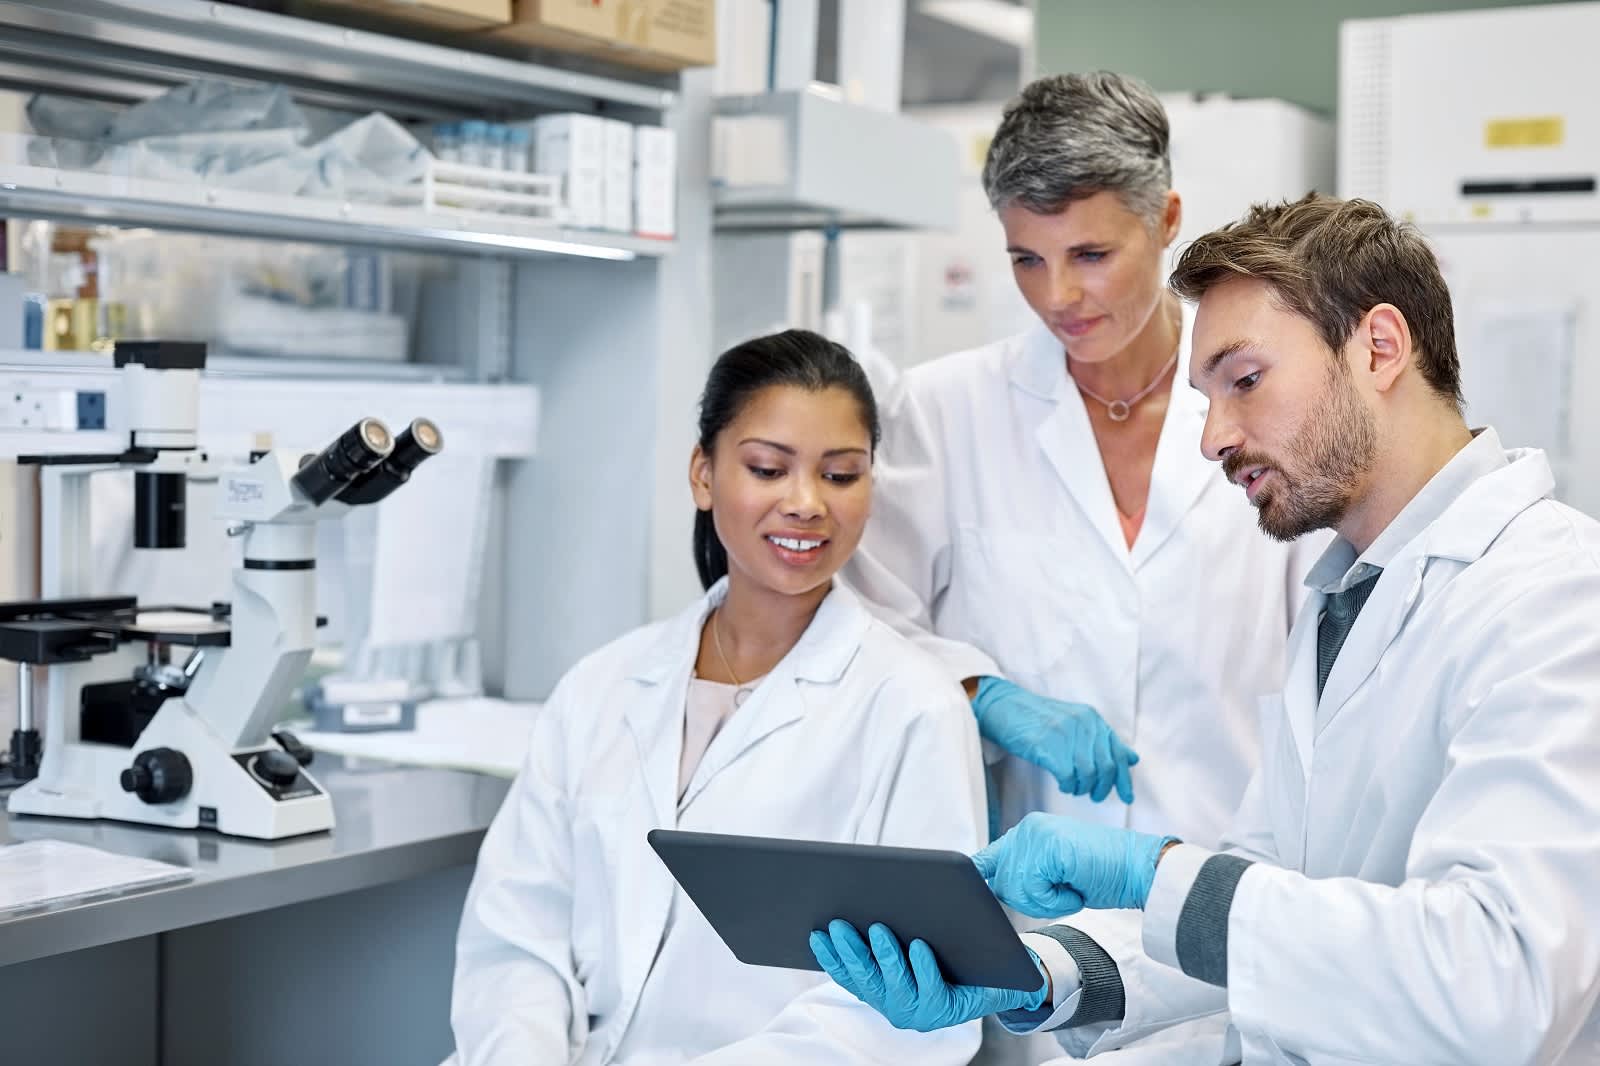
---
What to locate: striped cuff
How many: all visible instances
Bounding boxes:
[1030,924,1124,1026]
[1174,854,1254,987]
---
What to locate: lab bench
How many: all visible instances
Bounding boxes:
[0,757,509,1066]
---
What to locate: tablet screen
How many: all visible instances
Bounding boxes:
[648,829,1043,991]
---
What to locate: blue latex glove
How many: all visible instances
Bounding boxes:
[972,676,1139,804]
[972,811,1177,917]
[809,919,1047,1031]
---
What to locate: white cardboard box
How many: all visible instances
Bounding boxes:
[530,113,606,230]
[633,125,677,240]
[602,119,634,234]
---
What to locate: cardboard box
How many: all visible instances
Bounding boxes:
[304,0,510,31]
[530,113,607,230]
[494,0,614,53]
[602,119,634,234]
[633,124,676,240]
[623,0,716,70]
[496,0,715,72]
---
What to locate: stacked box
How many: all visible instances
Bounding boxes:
[633,125,677,240]
[602,119,634,234]
[530,113,606,230]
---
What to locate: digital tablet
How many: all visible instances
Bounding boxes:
[646,829,1043,991]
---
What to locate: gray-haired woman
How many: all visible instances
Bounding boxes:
[841,71,1320,1054]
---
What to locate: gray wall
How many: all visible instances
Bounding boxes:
[1034,0,1586,114]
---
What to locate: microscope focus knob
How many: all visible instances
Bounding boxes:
[120,748,193,805]
[253,749,301,788]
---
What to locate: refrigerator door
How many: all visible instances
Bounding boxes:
[1427,226,1600,517]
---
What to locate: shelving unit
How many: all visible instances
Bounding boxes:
[0,7,713,1061]
[0,158,669,261]
[0,0,675,117]
[0,0,713,703]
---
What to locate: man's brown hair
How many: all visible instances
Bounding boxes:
[1170,194,1462,408]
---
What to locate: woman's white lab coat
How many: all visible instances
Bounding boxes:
[844,316,1320,848]
[450,580,986,1066]
[1033,441,1600,1064]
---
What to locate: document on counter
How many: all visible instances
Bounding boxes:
[294,696,542,778]
[0,840,193,918]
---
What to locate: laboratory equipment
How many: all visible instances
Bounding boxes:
[1340,2,1600,517]
[3,340,443,838]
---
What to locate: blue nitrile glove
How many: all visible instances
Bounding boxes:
[809,919,1047,1031]
[972,811,1177,917]
[972,676,1140,804]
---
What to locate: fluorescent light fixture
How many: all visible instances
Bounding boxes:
[422,227,641,261]
[921,0,1032,47]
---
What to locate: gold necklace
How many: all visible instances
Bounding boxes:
[711,609,755,706]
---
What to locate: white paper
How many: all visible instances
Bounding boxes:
[364,454,493,647]
[294,697,541,778]
[1460,303,1577,469]
[0,840,192,918]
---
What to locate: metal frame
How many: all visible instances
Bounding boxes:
[39,465,99,599]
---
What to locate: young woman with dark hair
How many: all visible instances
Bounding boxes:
[449,329,987,1066]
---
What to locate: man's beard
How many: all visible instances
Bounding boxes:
[1223,361,1378,542]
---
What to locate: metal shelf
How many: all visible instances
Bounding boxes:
[0,348,471,383]
[712,91,960,233]
[0,352,540,460]
[0,0,675,119]
[0,161,672,261]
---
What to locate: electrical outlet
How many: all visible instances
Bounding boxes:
[76,390,106,430]
[0,389,51,430]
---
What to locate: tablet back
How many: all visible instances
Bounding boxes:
[647,828,1043,991]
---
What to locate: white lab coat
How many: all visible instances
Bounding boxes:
[1036,442,1600,1064]
[450,580,986,1066]
[844,313,1319,850]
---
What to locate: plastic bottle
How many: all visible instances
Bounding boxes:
[458,121,489,169]
[432,122,461,165]
[503,126,532,215]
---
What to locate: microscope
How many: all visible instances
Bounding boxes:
[2,341,442,838]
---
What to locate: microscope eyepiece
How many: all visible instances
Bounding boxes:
[395,418,443,467]
[336,418,445,506]
[290,417,394,505]
[361,419,393,454]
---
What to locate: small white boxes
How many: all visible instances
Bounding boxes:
[602,118,634,234]
[633,125,677,240]
[530,113,606,230]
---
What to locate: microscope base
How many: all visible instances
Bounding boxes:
[7,704,335,840]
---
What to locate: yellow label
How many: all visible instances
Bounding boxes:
[971,133,993,169]
[1484,116,1565,149]
[1470,202,1494,219]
